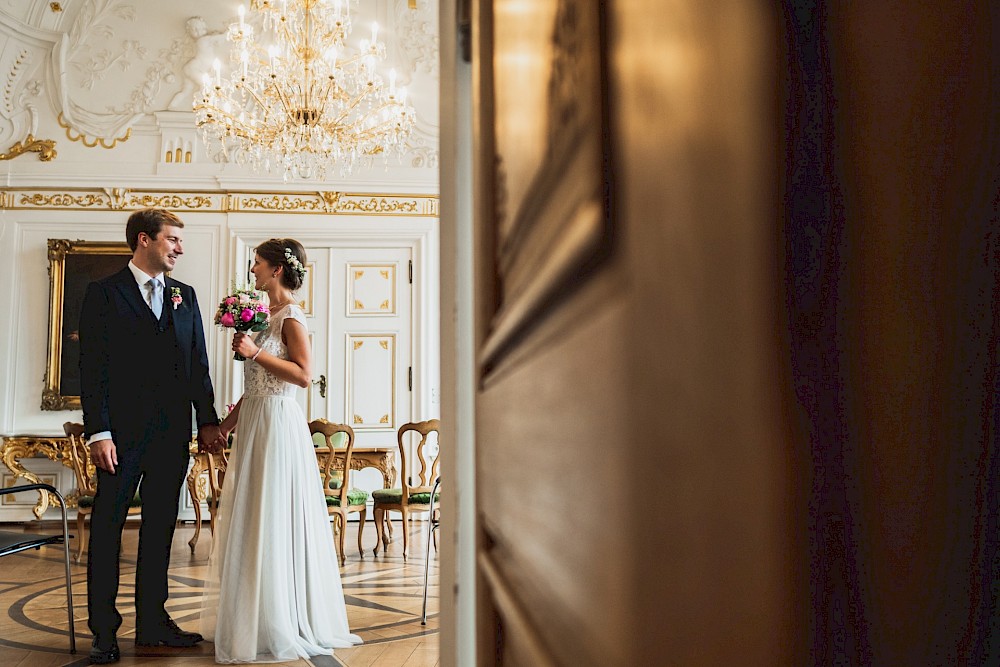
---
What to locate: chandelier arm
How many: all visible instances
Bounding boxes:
[237,83,275,125]
[327,85,378,128]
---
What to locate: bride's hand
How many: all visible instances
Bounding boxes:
[233,332,259,359]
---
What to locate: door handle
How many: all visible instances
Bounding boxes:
[312,374,327,398]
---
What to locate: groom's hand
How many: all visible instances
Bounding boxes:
[198,424,225,453]
[91,439,118,474]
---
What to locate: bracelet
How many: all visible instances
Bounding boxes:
[251,348,263,362]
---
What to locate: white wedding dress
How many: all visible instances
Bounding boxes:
[201,304,362,663]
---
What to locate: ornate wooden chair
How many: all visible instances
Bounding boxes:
[63,422,141,562]
[186,440,230,554]
[309,419,368,566]
[370,419,441,560]
[206,448,229,536]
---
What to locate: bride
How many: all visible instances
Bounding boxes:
[201,238,362,663]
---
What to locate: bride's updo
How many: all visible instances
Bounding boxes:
[255,238,307,291]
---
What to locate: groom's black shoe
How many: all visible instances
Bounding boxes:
[135,616,203,648]
[89,633,120,664]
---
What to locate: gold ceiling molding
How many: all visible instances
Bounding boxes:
[0,188,439,217]
[0,135,57,162]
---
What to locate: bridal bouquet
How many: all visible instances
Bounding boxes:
[215,288,269,360]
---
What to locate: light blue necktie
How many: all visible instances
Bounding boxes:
[148,278,163,319]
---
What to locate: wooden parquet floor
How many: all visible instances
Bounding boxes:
[0,520,438,666]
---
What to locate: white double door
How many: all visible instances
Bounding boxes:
[297,246,413,450]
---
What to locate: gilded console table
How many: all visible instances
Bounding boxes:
[0,435,75,518]
[186,445,396,551]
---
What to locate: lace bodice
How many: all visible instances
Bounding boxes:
[243,304,307,398]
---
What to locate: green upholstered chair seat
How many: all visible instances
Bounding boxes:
[313,431,349,449]
[371,488,440,505]
[325,488,369,507]
[78,492,141,509]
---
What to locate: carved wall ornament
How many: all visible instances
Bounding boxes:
[397,0,440,79]
[337,197,420,214]
[54,0,185,144]
[57,112,131,149]
[4,49,30,115]
[2,187,438,216]
[0,134,57,161]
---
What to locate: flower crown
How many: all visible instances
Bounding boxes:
[284,247,307,279]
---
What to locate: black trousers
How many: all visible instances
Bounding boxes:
[86,436,190,636]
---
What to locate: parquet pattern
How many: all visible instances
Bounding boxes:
[0,521,438,667]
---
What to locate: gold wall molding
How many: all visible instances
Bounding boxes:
[0,187,438,217]
[58,114,132,150]
[0,135,57,162]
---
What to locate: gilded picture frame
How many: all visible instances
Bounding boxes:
[479,0,613,371]
[42,239,132,410]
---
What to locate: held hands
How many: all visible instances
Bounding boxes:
[198,423,227,454]
[232,332,260,361]
[91,439,118,474]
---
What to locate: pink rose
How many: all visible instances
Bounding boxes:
[225,297,237,305]
[220,312,235,327]
[241,308,254,322]
[239,294,250,303]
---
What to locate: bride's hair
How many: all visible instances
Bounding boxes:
[255,238,307,291]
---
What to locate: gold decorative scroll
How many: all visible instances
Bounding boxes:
[0,135,57,162]
[355,270,365,279]
[354,300,365,310]
[379,340,389,350]
[235,192,429,215]
[354,414,364,424]
[354,340,364,350]
[58,114,131,150]
[1,436,75,518]
[379,300,390,311]
[0,188,439,216]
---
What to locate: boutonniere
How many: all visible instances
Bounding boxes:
[170,286,183,310]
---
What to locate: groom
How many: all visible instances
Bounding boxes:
[78,208,225,664]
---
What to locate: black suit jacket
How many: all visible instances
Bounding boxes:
[78,267,218,446]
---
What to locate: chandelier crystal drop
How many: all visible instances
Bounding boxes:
[194,0,415,179]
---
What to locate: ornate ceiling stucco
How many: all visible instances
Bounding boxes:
[0,0,440,185]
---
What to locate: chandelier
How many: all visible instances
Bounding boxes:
[193,0,415,179]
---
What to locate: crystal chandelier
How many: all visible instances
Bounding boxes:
[194,0,415,179]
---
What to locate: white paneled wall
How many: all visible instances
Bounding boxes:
[0,201,439,521]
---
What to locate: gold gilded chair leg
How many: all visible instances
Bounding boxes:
[188,514,201,553]
[357,508,366,559]
[75,513,87,563]
[209,500,218,537]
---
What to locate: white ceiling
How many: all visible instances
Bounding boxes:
[0,0,440,189]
